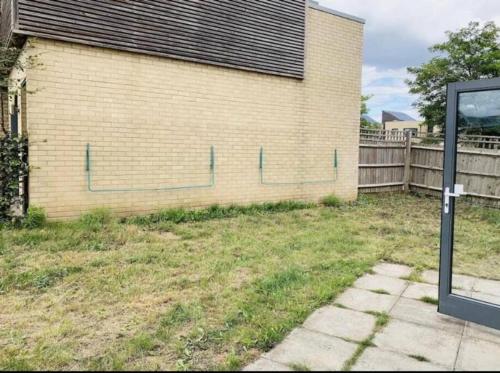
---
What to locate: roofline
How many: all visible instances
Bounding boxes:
[308,0,365,25]
[383,110,417,121]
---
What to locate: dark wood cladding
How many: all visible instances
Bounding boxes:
[12,0,306,78]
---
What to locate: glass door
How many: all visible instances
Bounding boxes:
[439,78,500,330]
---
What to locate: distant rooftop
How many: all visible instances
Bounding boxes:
[383,111,416,122]
[362,114,378,124]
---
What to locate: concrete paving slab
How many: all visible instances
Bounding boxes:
[373,319,461,368]
[243,358,292,371]
[263,328,357,371]
[421,270,477,290]
[335,288,398,313]
[402,283,438,301]
[390,297,465,335]
[472,278,500,297]
[453,288,472,297]
[421,270,439,285]
[452,274,478,290]
[354,274,408,296]
[462,291,500,306]
[303,306,376,342]
[465,322,500,344]
[352,347,447,371]
[456,337,500,371]
[373,263,413,279]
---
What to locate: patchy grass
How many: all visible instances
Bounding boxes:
[370,289,390,295]
[343,312,390,371]
[0,194,497,370]
[127,201,314,227]
[420,296,439,306]
[289,362,312,371]
[409,354,430,363]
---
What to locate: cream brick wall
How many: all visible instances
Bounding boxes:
[17,7,363,219]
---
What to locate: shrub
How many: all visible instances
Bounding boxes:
[22,206,47,229]
[321,195,344,208]
[0,136,29,222]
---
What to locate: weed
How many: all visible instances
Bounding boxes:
[22,206,47,229]
[289,362,311,371]
[409,354,430,362]
[343,312,390,371]
[401,270,424,283]
[420,296,439,306]
[0,266,83,293]
[221,351,242,371]
[160,304,196,328]
[321,195,344,208]
[255,267,308,296]
[127,334,157,356]
[127,200,314,227]
[0,353,33,371]
[79,208,115,231]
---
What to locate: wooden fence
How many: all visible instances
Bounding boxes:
[359,129,500,207]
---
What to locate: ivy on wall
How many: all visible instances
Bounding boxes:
[0,41,39,221]
[0,135,28,221]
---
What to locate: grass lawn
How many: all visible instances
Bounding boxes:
[0,194,498,371]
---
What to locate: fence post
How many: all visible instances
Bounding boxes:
[403,131,412,192]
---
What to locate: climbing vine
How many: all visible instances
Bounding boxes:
[0,41,39,221]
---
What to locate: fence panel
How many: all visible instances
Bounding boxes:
[359,129,500,207]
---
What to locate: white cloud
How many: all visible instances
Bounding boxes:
[316,0,500,122]
[362,65,420,122]
[319,0,500,46]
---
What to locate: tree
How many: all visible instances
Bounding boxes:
[360,94,379,129]
[0,43,36,221]
[0,45,22,135]
[407,22,500,130]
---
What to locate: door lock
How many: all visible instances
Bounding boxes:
[444,184,466,214]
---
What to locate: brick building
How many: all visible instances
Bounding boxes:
[2,0,364,219]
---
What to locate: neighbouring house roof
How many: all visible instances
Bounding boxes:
[383,111,416,122]
[362,114,378,124]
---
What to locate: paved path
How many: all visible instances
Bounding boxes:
[244,263,500,371]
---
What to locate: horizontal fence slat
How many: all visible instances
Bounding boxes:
[359,163,405,168]
[359,182,405,188]
[411,164,500,178]
[409,183,500,201]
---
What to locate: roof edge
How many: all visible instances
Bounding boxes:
[308,0,365,25]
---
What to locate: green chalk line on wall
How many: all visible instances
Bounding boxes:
[84,145,339,193]
[259,147,339,186]
[85,144,216,193]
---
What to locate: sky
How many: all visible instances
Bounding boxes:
[318,0,500,122]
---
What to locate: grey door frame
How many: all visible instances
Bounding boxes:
[438,77,500,330]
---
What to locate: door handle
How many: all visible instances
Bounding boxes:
[444,184,466,214]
